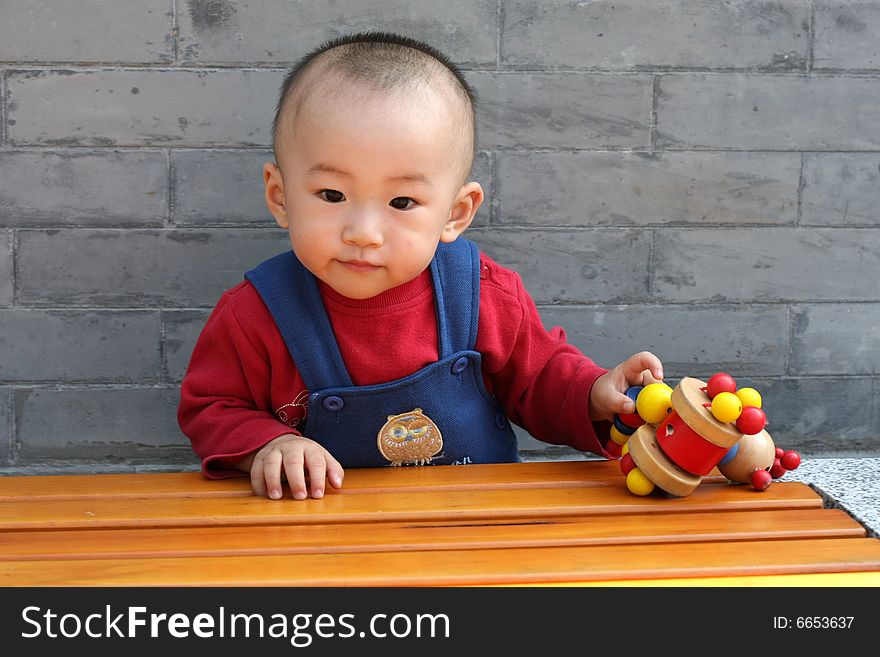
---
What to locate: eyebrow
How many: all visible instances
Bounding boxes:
[307,163,434,187]
[307,163,350,178]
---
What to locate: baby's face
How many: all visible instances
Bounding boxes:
[271,84,476,300]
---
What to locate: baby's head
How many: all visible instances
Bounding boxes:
[272,32,477,182]
[264,32,483,300]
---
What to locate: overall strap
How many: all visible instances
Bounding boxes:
[245,239,481,390]
[430,238,481,357]
[244,251,354,390]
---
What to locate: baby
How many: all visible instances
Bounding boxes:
[178,31,663,500]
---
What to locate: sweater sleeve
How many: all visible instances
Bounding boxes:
[177,286,303,479]
[476,255,613,458]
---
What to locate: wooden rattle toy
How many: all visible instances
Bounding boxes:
[611,372,801,497]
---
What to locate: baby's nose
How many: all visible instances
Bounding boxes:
[342,210,384,248]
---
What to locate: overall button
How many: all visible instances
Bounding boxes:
[451,357,469,374]
[495,409,509,430]
[322,395,344,412]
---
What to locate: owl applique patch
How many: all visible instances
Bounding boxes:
[377,408,443,466]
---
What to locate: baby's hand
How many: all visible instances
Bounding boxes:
[249,434,344,500]
[589,351,664,421]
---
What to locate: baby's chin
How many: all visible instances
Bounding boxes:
[319,273,393,301]
[312,259,431,300]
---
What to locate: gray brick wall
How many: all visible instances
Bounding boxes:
[1,0,878,474]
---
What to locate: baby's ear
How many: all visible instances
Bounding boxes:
[441,181,483,242]
[263,162,289,229]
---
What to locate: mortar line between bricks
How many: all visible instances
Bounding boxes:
[3,388,12,464]
[489,67,880,76]
[0,71,5,147]
[8,387,16,464]
[5,306,219,311]
[785,303,794,377]
[10,301,880,312]
[6,223,277,229]
[649,75,659,152]
[471,225,880,232]
[171,0,179,64]
[495,0,503,71]
[488,150,497,227]
[6,383,182,390]
[7,302,214,310]
[808,0,815,73]
[166,149,175,227]
[4,145,278,152]
[4,377,876,387]
[11,224,877,233]
[5,380,167,388]
[10,229,18,307]
[647,228,655,302]
[486,223,880,229]
[493,147,880,154]
[13,226,282,233]
[532,300,880,309]
[0,68,7,146]
[5,145,880,155]
[872,379,879,437]
[159,308,170,384]
[3,64,878,76]
[796,152,806,226]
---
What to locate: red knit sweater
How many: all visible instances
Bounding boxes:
[178,251,611,477]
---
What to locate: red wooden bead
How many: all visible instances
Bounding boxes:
[781,450,801,471]
[606,439,622,459]
[750,469,772,491]
[617,411,646,429]
[735,406,766,435]
[775,447,785,460]
[769,458,787,479]
[620,452,635,475]
[706,372,737,399]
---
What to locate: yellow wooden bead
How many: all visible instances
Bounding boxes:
[735,387,762,409]
[711,391,743,423]
[621,441,630,456]
[635,382,673,425]
[610,425,630,446]
[626,468,655,496]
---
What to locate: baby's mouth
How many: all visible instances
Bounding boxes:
[339,259,380,273]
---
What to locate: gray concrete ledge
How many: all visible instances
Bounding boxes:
[784,457,880,538]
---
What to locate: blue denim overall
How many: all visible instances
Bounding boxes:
[244,238,519,467]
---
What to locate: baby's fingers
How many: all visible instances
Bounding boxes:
[303,451,328,499]
[621,351,663,383]
[281,450,309,500]
[302,447,345,498]
[325,454,345,491]
[261,448,287,500]
[250,452,269,498]
[616,390,638,415]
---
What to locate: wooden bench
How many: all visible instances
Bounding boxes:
[1,460,879,586]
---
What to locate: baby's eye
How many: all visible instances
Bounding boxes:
[319,189,345,203]
[389,196,416,210]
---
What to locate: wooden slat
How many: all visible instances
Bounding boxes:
[0,481,822,530]
[529,572,880,586]
[0,471,249,501]
[2,537,879,586]
[0,461,729,501]
[0,508,863,561]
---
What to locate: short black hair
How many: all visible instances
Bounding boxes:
[270,31,477,167]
